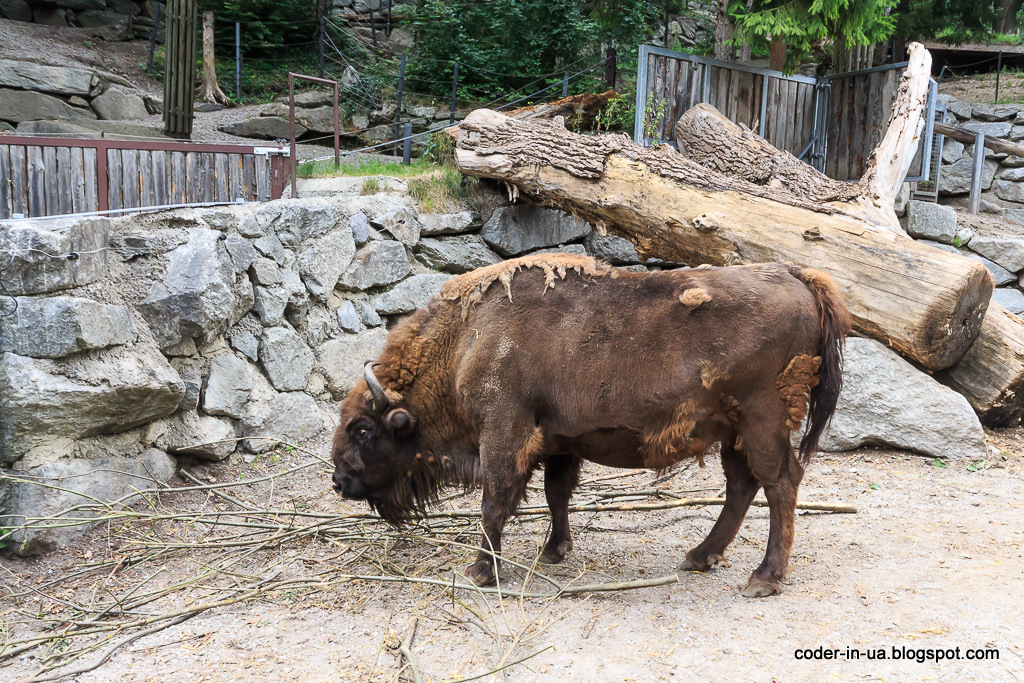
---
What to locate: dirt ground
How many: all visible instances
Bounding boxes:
[2,427,1023,683]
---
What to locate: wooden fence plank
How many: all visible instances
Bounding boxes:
[214,153,229,202]
[43,146,58,215]
[242,154,255,200]
[0,145,10,220]
[27,146,45,217]
[153,151,169,205]
[255,155,268,202]
[108,149,123,210]
[55,146,72,215]
[137,150,153,208]
[123,149,141,209]
[186,152,202,202]
[9,146,27,217]
[69,147,85,213]
[227,153,241,202]
[83,148,98,212]
[170,151,186,204]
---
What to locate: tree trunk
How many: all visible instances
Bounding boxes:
[769,40,787,72]
[997,0,1021,34]
[739,0,754,64]
[714,0,734,61]
[454,108,992,371]
[198,11,229,105]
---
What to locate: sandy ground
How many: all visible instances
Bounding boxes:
[2,428,1023,682]
[940,70,1024,105]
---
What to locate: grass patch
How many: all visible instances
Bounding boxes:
[297,155,437,179]
[408,168,484,213]
[360,177,384,195]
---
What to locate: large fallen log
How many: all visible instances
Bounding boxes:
[934,121,1024,159]
[455,108,992,371]
[444,90,617,142]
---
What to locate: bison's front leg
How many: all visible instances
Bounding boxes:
[539,454,581,564]
[465,423,537,586]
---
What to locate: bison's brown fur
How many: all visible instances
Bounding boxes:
[331,254,850,597]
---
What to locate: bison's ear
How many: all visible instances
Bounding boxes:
[384,408,417,438]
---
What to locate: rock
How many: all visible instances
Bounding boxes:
[481,205,591,256]
[221,116,304,140]
[230,329,260,362]
[339,240,411,290]
[194,103,224,113]
[419,211,481,236]
[993,288,1024,315]
[941,139,964,164]
[90,86,148,120]
[971,103,1020,122]
[411,105,436,119]
[583,230,642,265]
[354,299,382,327]
[77,10,132,40]
[202,353,252,418]
[893,183,910,217]
[350,212,371,244]
[0,296,137,358]
[143,94,162,115]
[0,59,94,96]
[386,26,414,52]
[256,200,341,246]
[374,204,421,246]
[252,232,285,263]
[0,0,32,21]
[249,257,282,285]
[259,326,314,391]
[0,121,13,132]
[963,121,1013,139]
[32,7,67,26]
[298,228,356,302]
[938,156,998,195]
[0,450,176,555]
[178,379,200,412]
[138,230,247,349]
[0,216,109,296]
[316,328,390,399]
[906,200,957,243]
[252,285,289,326]
[1003,155,1024,168]
[415,235,502,273]
[15,118,168,139]
[224,233,256,272]
[305,305,339,347]
[819,338,986,460]
[968,233,1024,272]
[367,273,452,315]
[999,167,1024,181]
[993,179,1024,204]
[336,300,362,333]
[945,100,972,120]
[351,113,369,130]
[243,392,324,453]
[532,244,588,256]
[155,412,236,461]
[0,344,184,463]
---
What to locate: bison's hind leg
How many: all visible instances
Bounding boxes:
[679,434,758,573]
[539,454,582,564]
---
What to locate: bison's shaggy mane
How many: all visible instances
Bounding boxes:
[370,452,484,525]
[440,252,614,317]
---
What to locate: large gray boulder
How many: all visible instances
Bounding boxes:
[0,450,176,555]
[259,326,314,391]
[154,412,236,461]
[993,288,1024,315]
[971,103,1020,122]
[0,344,185,464]
[481,205,591,256]
[819,338,987,460]
[917,240,1015,286]
[0,217,109,296]
[91,87,149,120]
[583,230,643,265]
[368,273,452,315]
[339,240,411,290]
[938,156,997,195]
[0,59,94,96]
[297,228,356,301]
[315,327,390,399]
[220,117,306,140]
[415,235,502,273]
[906,200,957,243]
[139,230,249,349]
[0,0,33,21]
[1,297,136,358]
[255,200,340,246]
[374,204,422,246]
[969,233,1024,273]
[0,88,97,123]
[242,392,325,453]
[419,211,480,236]
[202,353,253,418]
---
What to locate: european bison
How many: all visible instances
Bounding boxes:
[331,253,850,597]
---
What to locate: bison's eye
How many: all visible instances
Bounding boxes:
[355,427,371,443]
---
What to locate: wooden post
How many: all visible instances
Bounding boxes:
[450,61,459,124]
[996,50,1003,104]
[198,11,229,105]
[235,22,241,100]
[403,121,412,164]
[605,47,617,90]
[562,72,569,98]
[394,54,405,155]
[319,16,325,78]
[163,0,196,138]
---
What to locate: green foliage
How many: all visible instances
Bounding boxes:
[731,0,898,71]
[895,0,1002,44]
[410,0,599,98]
[590,0,660,53]
[297,156,436,178]
[595,92,637,133]
[642,97,667,141]
[198,0,319,59]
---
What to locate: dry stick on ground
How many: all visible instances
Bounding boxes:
[453,49,994,373]
[397,618,422,683]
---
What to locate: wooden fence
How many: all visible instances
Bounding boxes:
[635,46,934,183]
[0,136,289,220]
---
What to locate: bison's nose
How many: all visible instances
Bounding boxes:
[332,471,366,499]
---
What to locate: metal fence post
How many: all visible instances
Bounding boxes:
[370,8,378,53]
[604,47,616,90]
[450,61,458,124]
[996,50,1003,104]
[318,16,325,78]
[235,22,241,100]
[562,72,569,98]
[394,53,405,156]
[969,132,985,214]
[387,0,392,36]
[289,73,297,199]
[403,121,412,164]
[147,3,161,73]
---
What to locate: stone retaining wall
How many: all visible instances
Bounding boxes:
[0,0,152,40]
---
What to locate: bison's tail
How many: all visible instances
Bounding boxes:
[790,267,852,464]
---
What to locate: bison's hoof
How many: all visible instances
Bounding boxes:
[740,578,780,598]
[465,560,496,587]
[538,539,572,565]
[679,551,730,572]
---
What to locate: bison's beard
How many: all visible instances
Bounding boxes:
[368,453,483,526]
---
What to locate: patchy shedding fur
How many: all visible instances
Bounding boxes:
[515,426,546,474]
[776,354,822,430]
[679,287,712,307]
[640,402,708,470]
[440,253,614,317]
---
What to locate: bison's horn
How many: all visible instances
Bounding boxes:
[363,361,390,413]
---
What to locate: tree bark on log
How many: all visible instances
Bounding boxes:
[444,90,617,141]
[454,108,992,371]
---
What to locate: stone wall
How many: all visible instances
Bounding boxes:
[0,0,154,40]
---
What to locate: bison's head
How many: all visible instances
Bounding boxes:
[331,362,437,525]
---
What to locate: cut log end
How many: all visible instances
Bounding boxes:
[916,264,994,369]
